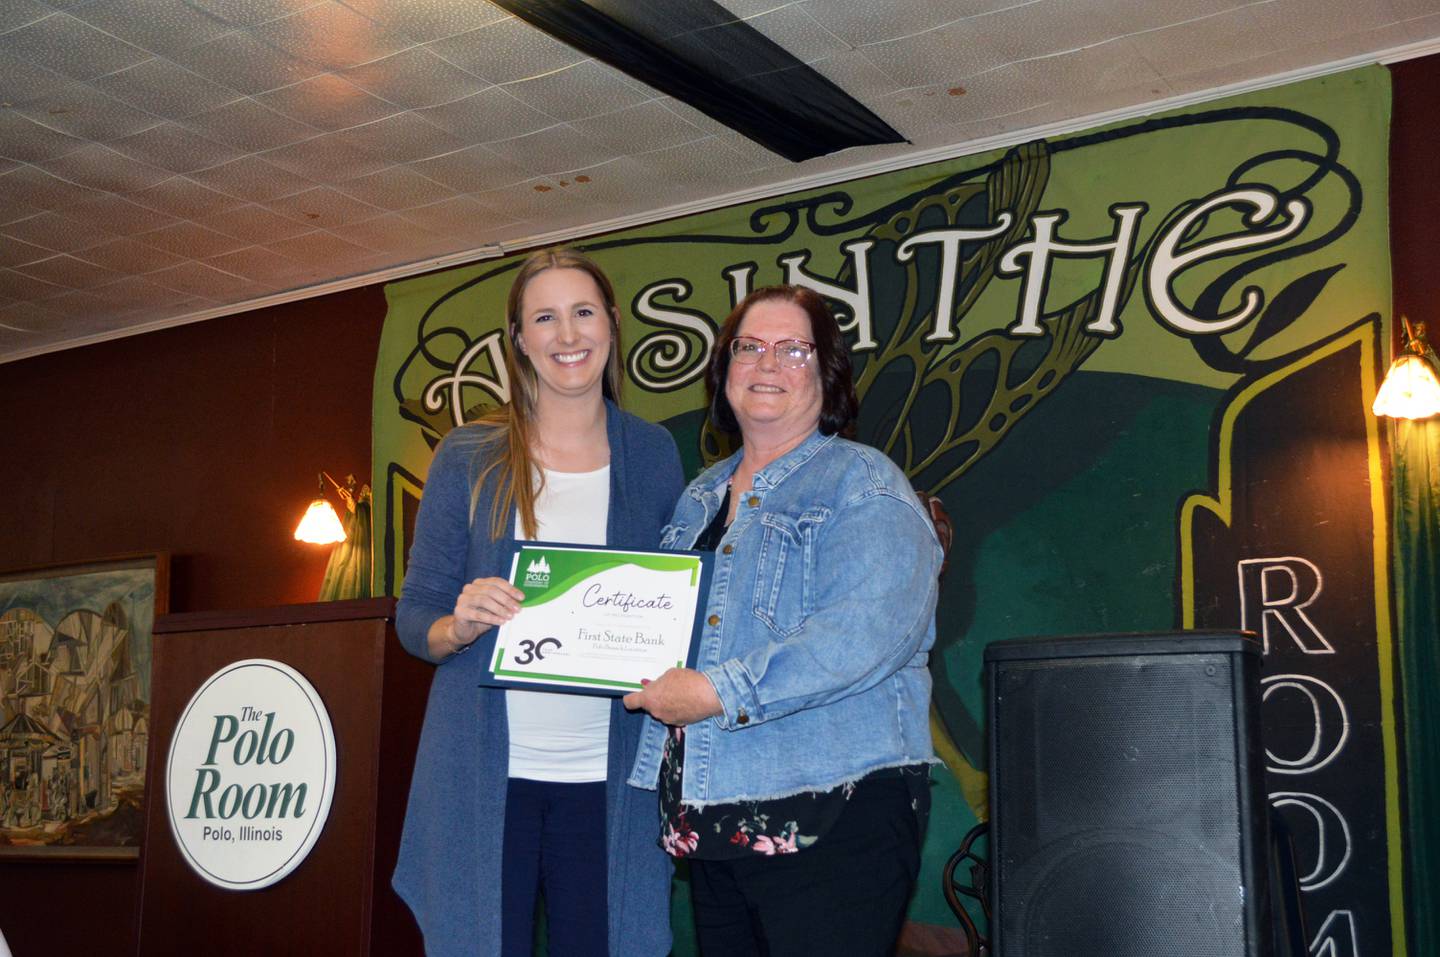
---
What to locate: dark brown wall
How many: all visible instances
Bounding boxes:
[1391,57,1440,342]
[0,285,385,955]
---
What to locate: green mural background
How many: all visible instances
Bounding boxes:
[374,67,1401,952]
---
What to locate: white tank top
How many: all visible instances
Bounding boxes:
[506,464,612,782]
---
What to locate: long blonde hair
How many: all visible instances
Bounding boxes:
[471,248,625,540]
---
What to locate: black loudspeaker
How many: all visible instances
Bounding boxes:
[985,632,1275,957]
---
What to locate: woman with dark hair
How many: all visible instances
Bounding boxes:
[624,285,942,956]
[393,249,682,957]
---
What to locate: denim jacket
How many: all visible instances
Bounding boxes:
[628,430,943,806]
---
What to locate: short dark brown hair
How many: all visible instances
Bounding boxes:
[707,285,858,436]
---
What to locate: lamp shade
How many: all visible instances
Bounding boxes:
[1373,352,1440,419]
[294,498,347,544]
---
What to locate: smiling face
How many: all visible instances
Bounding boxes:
[514,266,615,406]
[724,298,823,445]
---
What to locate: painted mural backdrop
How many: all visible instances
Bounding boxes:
[375,67,1400,953]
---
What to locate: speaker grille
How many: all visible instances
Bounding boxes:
[990,644,1262,957]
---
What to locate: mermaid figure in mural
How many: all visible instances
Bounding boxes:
[392,249,683,957]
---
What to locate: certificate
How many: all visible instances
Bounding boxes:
[480,542,712,696]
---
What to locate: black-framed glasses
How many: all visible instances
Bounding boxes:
[729,336,816,368]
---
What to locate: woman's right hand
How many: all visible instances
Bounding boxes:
[428,577,526,658]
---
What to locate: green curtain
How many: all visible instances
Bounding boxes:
[1394,414,1440,956]
[319,487,373,602]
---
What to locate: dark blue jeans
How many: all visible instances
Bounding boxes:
[501,778,609,957]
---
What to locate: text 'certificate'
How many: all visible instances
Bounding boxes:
[485,543,709,695]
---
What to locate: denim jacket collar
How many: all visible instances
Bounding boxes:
[686,429,834,508]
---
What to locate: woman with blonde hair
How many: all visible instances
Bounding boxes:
[394,249,683,957]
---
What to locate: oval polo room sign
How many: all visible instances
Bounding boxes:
[166,659,337,890]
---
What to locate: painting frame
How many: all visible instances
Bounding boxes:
[0,552,169,860]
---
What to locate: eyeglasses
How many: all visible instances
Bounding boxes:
[729,336,816,368]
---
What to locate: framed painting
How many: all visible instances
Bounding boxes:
[0,553,169,859]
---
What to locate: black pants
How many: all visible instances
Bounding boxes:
[500,778,609,957]
[689,774,924,957]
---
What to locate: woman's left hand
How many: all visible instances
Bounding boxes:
[623,668,723,726]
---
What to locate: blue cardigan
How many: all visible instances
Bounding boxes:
[393,403,684,957]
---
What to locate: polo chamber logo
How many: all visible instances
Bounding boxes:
[165,659,337,891]
[524,555,552,588]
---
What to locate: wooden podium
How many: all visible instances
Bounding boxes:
[136,599,431,955]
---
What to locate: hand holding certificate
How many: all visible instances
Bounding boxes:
[481,543,711,695]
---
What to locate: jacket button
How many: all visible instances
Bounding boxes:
[722,544,733,555]
[736,709,749,725]
[707,614,720,626]
[747,495,760,507]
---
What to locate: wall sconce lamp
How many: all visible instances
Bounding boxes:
[1373,315,1440,419]
[294,472,349,545]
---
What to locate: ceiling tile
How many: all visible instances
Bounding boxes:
[0,111,86,164]
[796,0,1017,45]
[333,165,456,210]
[184,0,325,30]
[73,235,186,274]
[503,60,651,123]
[14,81,168,143]
[0,268,69,301]
[131,176,248,219]
[71,0,235,58]
[807,50,905,103]
[418,85,553,141]
[1,210,114,253]
[37,143,172,193]
[428,17,585,85]
[254,73,400,130]
[268,228,376,264]
[111,123,241,174]
[738,5,852,63]
[260,132,392,182]
[206,244,309,281]
[327,211,448,254]
[171,30,326,96]
[147,260,266,300]
[409,144,530,193]
[253,2,411,70]
[134,220,249,258]
[343,0,510,44]
[341,46,489,110]
[60,191,180,236]
[330,110,465,163]
[0,165,99,210]
[569,100,710,153]
[0,50,71,106]
[467,178,571,226]
[197,202,316,243]
[268,185,386,227]
[90,58,242,120]
[483,124,623,177]
[182,97,321,153]
[2,13,151,82]
[37,292,153,330]
[82,273,182,310]
[188,154,319,202]
[14,253,122,290]
[0,237,55,269]
[1128,7,1282,79]
[0,0,51,35]
[858,19,1010,89]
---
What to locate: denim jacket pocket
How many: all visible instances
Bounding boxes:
[751,507,829,638]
